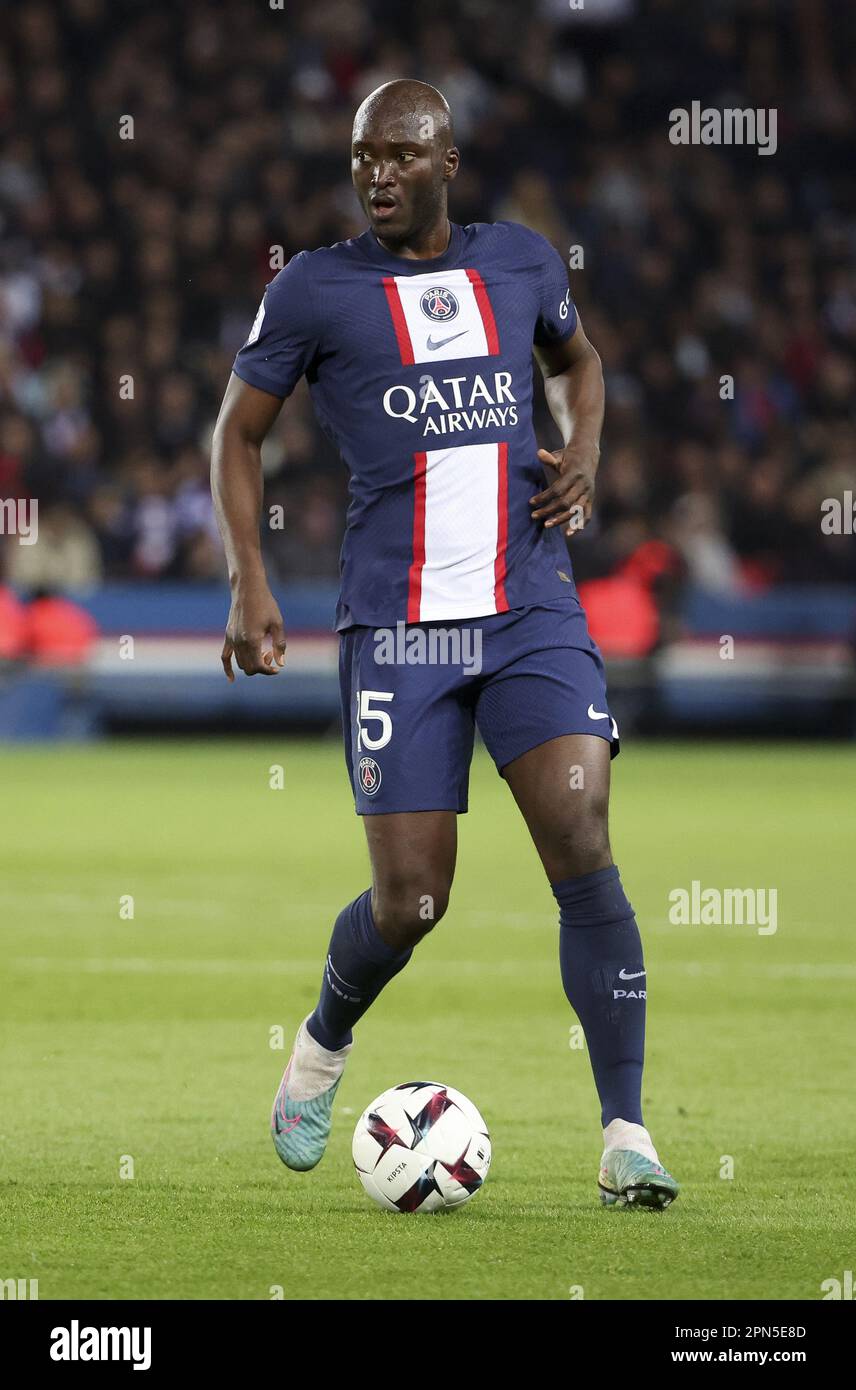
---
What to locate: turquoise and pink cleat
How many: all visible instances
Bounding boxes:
[271,1017,352,1172]
[598,1120,679,1209]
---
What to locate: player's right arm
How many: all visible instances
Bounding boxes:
[211,375,287,680]
[212,252,321,680]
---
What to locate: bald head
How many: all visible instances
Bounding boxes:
[351,78,459,251]
[353,79,455,150]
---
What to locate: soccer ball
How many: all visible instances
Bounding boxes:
[352,1081,491,1213]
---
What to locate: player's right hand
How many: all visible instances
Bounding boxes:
[221,579,287,680]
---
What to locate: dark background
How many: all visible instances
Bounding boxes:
[2,0,855,600]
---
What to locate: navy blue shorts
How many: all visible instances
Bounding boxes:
[339,597,618,815]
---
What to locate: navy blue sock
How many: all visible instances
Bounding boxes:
[306,890,412,1051]
[553,865,645,1127]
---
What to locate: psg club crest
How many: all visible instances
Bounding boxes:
[358,756,382,796]
[419,286,459,322]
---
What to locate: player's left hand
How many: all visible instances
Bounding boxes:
[531,443,599,537]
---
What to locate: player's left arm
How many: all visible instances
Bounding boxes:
[531,319,604,536]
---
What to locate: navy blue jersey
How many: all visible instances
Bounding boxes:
[233,220,578,631]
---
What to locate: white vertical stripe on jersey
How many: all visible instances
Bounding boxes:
[392,269,491,363]
[415,441,505,621]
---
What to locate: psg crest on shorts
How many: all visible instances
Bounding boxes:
[419,286,459,322]
[358,756,382,795]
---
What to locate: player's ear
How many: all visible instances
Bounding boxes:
[444,147,460,181]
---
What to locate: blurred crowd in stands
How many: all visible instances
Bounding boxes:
[2,0,856,603]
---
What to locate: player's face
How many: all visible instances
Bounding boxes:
[351,113,448,243]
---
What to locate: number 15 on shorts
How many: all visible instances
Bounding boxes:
[356,690,394,752]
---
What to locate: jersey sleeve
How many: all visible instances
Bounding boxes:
[532,237,578,347]
[232,252,320,398]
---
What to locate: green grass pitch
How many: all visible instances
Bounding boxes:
[1,738,854,1301]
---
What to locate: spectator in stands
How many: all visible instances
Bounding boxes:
[7,500,102,593]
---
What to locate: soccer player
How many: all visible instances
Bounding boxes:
[211,80,679,1209]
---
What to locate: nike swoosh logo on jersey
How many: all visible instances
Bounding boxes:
[618,969,646,980]
[426,330,468,350]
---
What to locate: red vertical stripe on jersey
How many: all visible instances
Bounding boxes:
[466,268,500,355]
[407,452,428,621]
[383,276,414,365]
[494,442,509,611]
